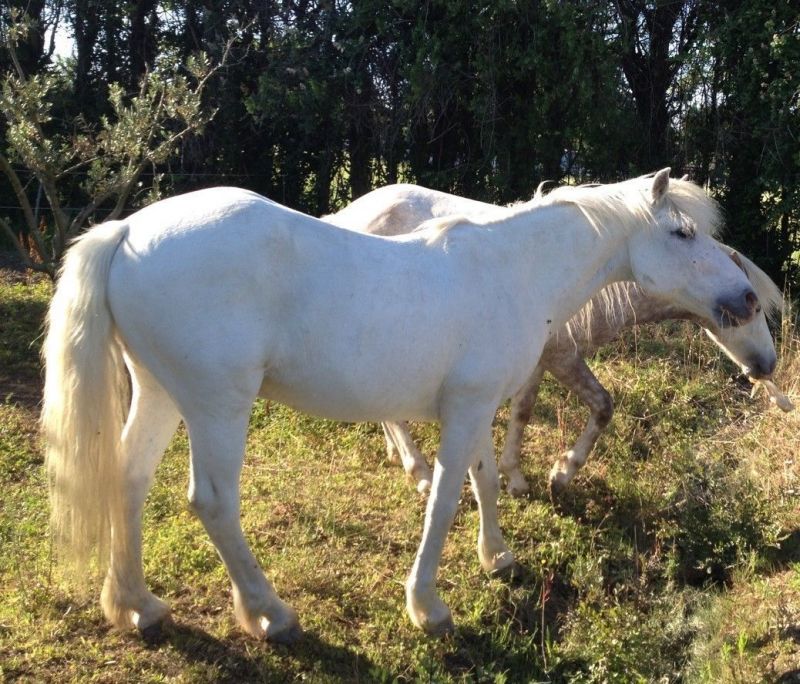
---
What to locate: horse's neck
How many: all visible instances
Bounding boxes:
[507,205,636,332]
[617,287,702,327]
[561,283,701,353]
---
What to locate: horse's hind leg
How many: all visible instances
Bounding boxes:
[101,363,181,633]
[547,357,613,497]
[183,405,299,642]
[382,421,433,494]
[382,423,400,463]
[498,365,544,496]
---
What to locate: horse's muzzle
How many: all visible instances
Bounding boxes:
[715,287,759,328]
[743,352,777,381]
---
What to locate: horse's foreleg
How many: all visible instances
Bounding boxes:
[101,365,181,633]
[184,407,300,643]
[405,403,501,635]
[547,358,613,496]
[498,365,545,496]
[382,421,433,494]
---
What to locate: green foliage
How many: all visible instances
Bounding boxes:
[707,2,800,285]
[1,1,799,285]
[0,13,219,276]
[659,453,785,585]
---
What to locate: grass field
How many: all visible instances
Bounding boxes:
[1,259,799,683]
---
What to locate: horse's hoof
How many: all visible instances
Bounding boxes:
[503,471,530,497]
[422,614,455,638]
[266,621,303,645]
[416,478,432,495]
[489,560,524,582]
[138,616,170,645]
[548,476,568,500]
[506,482,529,497]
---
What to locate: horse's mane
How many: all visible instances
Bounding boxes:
[531,174,722,238]
[422,173,722,245]
[562,281,640,346]
[734,251,784,322]
[410,176,779,340]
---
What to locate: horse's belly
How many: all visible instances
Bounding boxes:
[258,373,440,423]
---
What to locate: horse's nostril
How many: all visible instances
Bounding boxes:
[750,355,777,379]
[716,287,759,328]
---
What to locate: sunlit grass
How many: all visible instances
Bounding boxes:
[1,273,798,682]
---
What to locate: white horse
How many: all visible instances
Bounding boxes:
[42,170,763,640]
[327,184,785,497]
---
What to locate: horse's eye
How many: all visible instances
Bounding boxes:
[671,228,692,240]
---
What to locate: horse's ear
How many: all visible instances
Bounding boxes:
[729,250,747,274]
[651,168,671,203]
[679,174,689,181]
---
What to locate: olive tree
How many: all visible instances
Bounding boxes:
[0,11,221,277]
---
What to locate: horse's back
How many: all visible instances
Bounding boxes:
[104,187,491,421]
[327,184,493,236]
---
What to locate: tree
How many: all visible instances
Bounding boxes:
[711,2,800,285]
[614,0,704,171]
[0,11,221,277]
[1,0,797,287]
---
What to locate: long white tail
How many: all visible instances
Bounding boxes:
[41,220,130,570]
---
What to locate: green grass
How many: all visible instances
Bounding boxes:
[1,268,799,682]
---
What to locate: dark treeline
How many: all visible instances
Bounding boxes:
[2,1,799,287]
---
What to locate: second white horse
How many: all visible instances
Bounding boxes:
[327,182,783,497]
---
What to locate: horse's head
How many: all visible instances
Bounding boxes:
[704,249,781,380]
[627,169,761,332]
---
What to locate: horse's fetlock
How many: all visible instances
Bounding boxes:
[595,391,614,426]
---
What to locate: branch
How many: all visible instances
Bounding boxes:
[86,53,222,226]
[108,159,150,220]
[36,173,70,255]
[0,215,54,276]
[1,77,71,243]
[0,151,37,232]
[0,151,50,261]
[68,185,118,235]
[45,2,64,61]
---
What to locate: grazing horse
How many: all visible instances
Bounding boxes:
[327,183,784,496]
[42,170,763,639]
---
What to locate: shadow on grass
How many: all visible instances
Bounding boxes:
[0,295,48,409]
[491,561,577,642]
[765,528,800,568]
[149,620,387,682]
[549,474,800,591]
[436,624,548,681]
